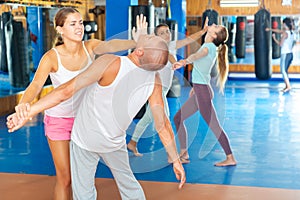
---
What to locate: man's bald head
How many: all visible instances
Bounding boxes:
[135,35,169,71]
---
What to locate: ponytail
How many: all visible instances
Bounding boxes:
[212,26,229,94]
[53,33,64,47]
[217,43,229,94]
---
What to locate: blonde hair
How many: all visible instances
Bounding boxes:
[213,26,229,94]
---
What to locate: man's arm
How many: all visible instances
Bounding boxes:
[148,73,185,189]
[7,54,118,132]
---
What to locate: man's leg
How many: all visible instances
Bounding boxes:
[101,144,145,200]
[70,141,99,200]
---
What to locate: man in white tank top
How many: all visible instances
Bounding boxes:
[7,35,185,200]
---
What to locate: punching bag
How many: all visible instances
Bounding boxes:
[0,12,12,73]
[5,19,30,88]
[223,17,236,63]
[0,15,2,72]
[254,9,272,80]
[129,5,155,35]
[129,5,154,119]
[201,9,219,44]
[235,16,247,58]
[271,16,281,59]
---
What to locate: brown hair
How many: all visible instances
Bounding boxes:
[213,26,229,94]
[154,23,169,36]
[53,7,80,47]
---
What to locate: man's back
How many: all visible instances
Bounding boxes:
[71,56,156,153]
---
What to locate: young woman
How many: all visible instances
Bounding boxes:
[172,24,237,166]
[14,7,146,200]
[266,17,295,92]
[127,19,209,157]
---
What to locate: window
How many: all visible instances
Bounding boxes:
[220,0,259,7]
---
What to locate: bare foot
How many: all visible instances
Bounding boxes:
[281,87,291,93]
[179,150,190,164]
[127,141,143,157]
[180,157,190,164]
[214,154,237,167]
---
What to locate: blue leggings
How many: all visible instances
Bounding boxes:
[173,83,232,155]
[280,53,293,81]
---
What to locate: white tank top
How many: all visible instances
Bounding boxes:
[45,42,93,117]
[281,31,294,54]
[71,56,156,153]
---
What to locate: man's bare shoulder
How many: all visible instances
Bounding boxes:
[96,54,121,86]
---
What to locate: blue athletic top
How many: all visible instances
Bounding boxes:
[192,42,217,85]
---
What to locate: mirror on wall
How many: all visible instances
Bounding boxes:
[222,15,300,66]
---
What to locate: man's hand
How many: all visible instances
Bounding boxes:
[173,159,186,189]
[202,16,209,33]
[132,14,148,41]
[6,113,29,133]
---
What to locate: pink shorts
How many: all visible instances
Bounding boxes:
[44,115,75,141]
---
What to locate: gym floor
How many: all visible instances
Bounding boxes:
[1,73,300,199]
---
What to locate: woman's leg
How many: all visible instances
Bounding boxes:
[128,104,153,156]
[128,90,170,156]
[193,84,236,166]
[173,93,199,163]
[44,115,74,200]
[280,53,293,92]
[48,139,72,200]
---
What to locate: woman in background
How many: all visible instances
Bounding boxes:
[266,17,295,93]
[172,24,237,166]
[127,18,209,158]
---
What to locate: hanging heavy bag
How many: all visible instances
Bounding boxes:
[0,15,3,72]
[254,9,272,80]
[129,5,154,35]
[201,9,219,44]
[130,5,154,119]
[271,16,281,59]
[0,12,13,73]
[235,16,247,58]
[5,20,30,88]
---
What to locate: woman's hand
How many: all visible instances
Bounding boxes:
[132,14,148,42]
[6,113,29,133]
[15,103,31,121]
[172,59,186,70]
